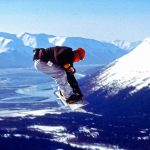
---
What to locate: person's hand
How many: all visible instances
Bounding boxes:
[67,67,75,73]
[63,63,76,74]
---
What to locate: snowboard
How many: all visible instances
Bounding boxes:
[55,91,89,110]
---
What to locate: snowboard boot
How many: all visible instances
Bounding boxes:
[66,94,84,104]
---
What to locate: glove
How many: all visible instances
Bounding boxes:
[67,67,76,74]
[63,63,76,74]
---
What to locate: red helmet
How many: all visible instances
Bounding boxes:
[76,48,85,60]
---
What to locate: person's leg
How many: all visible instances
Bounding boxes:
[66,72,83,97]
[34,60,72,99]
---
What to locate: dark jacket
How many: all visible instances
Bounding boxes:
[33,46,74,68]
[33,46,82,96]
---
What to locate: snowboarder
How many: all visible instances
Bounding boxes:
[33,46,85,104]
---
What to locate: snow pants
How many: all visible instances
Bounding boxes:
[34,60,72,99]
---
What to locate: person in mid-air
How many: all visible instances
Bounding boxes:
[33,46,85,104]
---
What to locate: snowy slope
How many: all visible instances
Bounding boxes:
[77,37,150,117]
[90,37,150,95]
[111,40,141,52]
[0,32,127,68]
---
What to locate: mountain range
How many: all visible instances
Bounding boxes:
[0,32,128,68]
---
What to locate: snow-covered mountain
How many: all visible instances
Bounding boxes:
[0,32,126,68]
[0,32,33,68]
[17,32,55,48]
[111,40,141,52]
[81,37,150,116]
[91,37,150,94]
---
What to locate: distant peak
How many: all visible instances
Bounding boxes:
[17,32,33,38]
[48,36,67,46]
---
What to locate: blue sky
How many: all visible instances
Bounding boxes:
[0,0,150,41]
